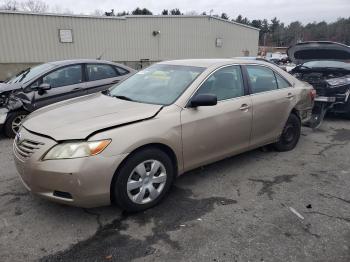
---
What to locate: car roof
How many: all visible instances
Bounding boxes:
[47,59,124,66]
[159,59,271,68]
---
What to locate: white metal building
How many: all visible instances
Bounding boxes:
[0,11,259,80]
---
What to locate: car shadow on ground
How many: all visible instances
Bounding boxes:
[40,148,264,261]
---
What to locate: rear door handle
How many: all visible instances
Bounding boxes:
[73,87,83,91]
[240,104,250,111]
[286,93,294,99]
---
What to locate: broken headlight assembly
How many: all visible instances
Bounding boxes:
[0,94,8,107]
[326,76,350,87]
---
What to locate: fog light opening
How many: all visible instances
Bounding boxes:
[53,191,73,199]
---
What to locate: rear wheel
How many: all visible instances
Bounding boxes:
[343,106,350,119]
[273,113,301,152]
[345,112,350,119]
[4,110,28,138]
[112,148,175,212]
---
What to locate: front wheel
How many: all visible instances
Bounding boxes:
[4,110,28,138]
[273,113,301,152]
[112,148,175,212]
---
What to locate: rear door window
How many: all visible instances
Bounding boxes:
[246,66,278,94]
[87,64,118,81]
[42,64,83,88]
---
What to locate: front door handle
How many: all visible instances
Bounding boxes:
[112,80,120,84]
[73,87,83,91]
[240,104,250,111]
[286,93,294,99]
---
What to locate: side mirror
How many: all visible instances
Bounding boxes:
[189,94,217,108]
[39,83,51,91]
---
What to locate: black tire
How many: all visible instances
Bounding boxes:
[344,110,350,120]
[4,110,28,138]
[112,147,175,212]
[273,113,301,152]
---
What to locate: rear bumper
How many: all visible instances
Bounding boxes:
[301,109,313,123]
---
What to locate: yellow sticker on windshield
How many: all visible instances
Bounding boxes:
[151,71,170,80]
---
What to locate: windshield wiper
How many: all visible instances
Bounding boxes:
[114,95,134,101]
[17,68,31,83]
[297,65,311,70]
[102,89,111,96]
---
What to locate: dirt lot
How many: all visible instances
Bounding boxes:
[0,117,349,262]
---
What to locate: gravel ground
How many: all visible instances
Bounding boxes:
[0,117,349,262]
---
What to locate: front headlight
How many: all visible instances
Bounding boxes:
[326,76,350,87]
[43,139,111,160]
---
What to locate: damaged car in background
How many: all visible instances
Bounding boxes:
[0,59,135,137]
[288,41,350,128]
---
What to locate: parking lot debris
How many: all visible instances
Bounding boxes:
[306,204,312,209]
[289,207,305,220]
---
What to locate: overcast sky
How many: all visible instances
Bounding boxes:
[18,0,350,24]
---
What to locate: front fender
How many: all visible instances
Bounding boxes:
[7,91,34,111]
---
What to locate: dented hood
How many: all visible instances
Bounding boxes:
[287,41,350,65]
[23,93,162,141]
[0,82,22,93]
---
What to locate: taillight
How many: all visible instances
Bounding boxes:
[309,89,316,100]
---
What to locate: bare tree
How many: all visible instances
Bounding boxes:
[220,13,229,20]
[105,9,115,16]
[170,8,182,15]
[20,0,48,12]
[0,0,18,10]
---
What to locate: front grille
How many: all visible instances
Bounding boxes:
[301,77,328,96]
[14,139,44,158]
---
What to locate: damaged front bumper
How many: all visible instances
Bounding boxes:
[315,89,350,103]
[307,89,350,128]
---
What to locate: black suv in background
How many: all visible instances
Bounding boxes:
[288,41,350,127]
[0,59,135,137]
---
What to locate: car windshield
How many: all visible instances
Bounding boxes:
[6,63,56,84]
[302,60,350,69]
[109,64,205,105]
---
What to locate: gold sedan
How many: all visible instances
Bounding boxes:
[13,59,314,211]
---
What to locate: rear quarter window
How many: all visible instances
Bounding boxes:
[275,73,291,89]
[87,64,118,81]
[115,66,129,76]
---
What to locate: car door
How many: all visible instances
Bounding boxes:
[244,65,296,147]
[85,64,126,94]
[32,64,86,109]
[181,65,253,171]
